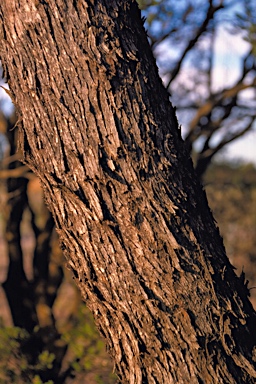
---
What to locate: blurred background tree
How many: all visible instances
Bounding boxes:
[0,0,255,382]
[139,0,256,176]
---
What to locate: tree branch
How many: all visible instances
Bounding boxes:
[166,1,224,87]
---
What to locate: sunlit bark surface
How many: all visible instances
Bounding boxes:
[0,1,256,383]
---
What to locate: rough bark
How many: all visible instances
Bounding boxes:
[0,1,256,383]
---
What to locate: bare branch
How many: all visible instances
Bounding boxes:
[1,153,22,166]
[196,117,255,176]
[186,78,256,139]
[216,118,255,149]
[166,2,224,87]
[0,165,30,179]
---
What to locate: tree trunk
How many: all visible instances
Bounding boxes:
[0,1,256,383]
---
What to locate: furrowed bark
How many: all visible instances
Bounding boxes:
[0,1,256,382]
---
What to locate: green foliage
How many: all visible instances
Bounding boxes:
[32,376,53,384]
[61,304,115,382]
[0,325,52,383]
[0,326,29,383]
[37,351,55,370]
[0,303,116,383]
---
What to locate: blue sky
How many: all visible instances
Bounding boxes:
[211,25,256,165]
[146,1,256,166]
